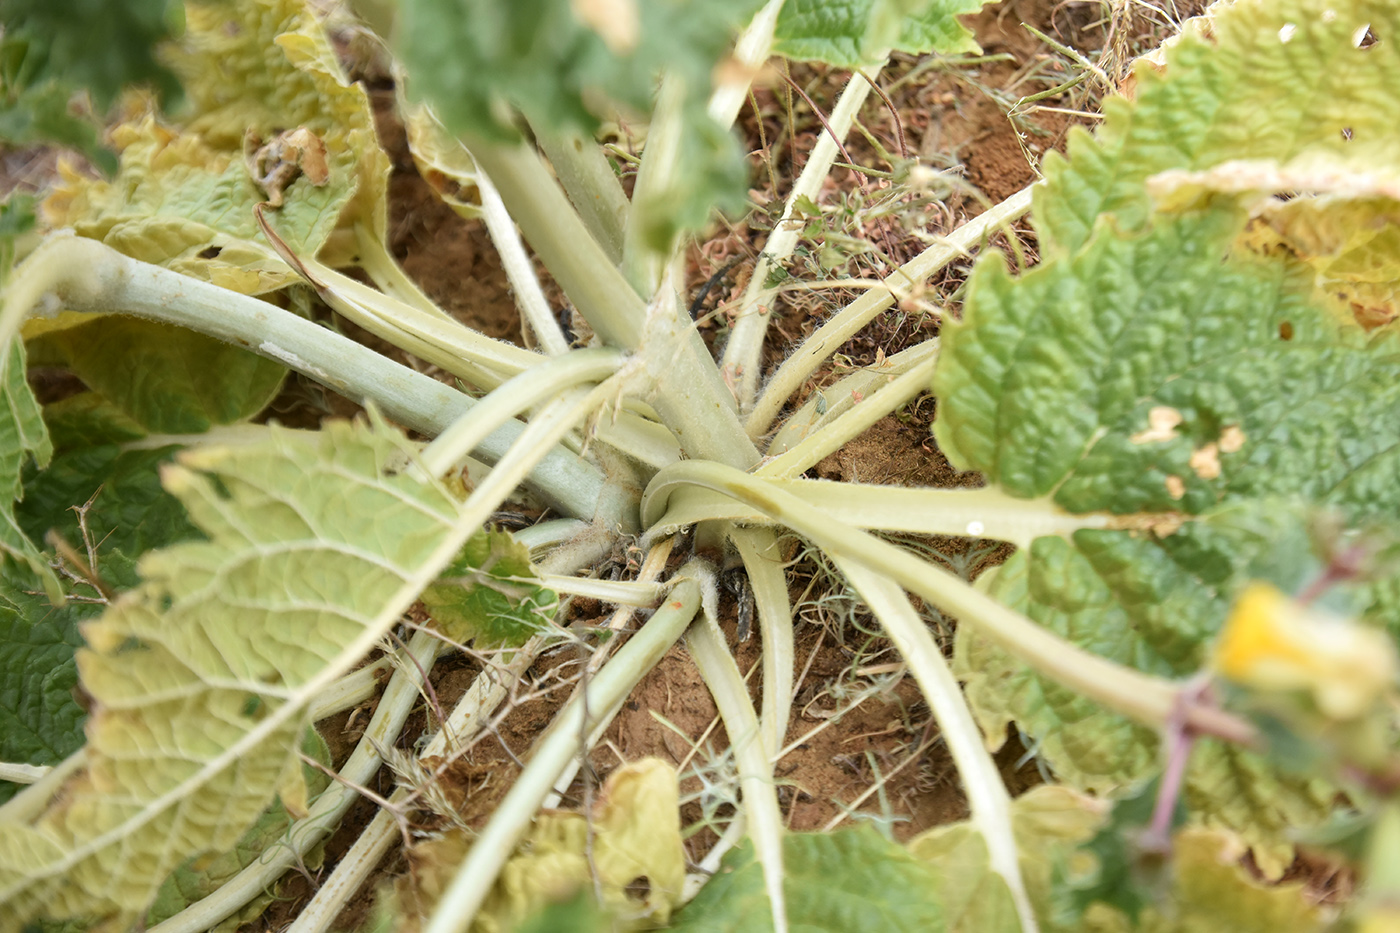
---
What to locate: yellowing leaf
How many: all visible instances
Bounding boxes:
[910,787,1326,933]
[482,758,685,930]
[1148,160,1400,331]
[43,0,390,295]
[1077,829,1327,933]
[401,96,484,221]
[1036,0,1400,258]
[0,419,465,929]
[384,759,685,933]
[908,785,1105,932]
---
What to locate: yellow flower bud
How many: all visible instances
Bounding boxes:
[1213,581,1397,718]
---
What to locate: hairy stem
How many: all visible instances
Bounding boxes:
[763,341,938,473]
[707,0,788,126]
[728,525,794,757]
[475,170,573,356]
[418,348,626,477]
[622,77,687,296]
[537,131,630,266]
[686,565,790,933]
[465,141,759,469]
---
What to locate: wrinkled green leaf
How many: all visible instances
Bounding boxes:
[18,441,200,590]
[933,213,1400,516]
[955,504,1343,872]
[773,0,985,66]
[932,0,1400,869]
[671,825,945,932]
[27,317,286,434]
[0,566,94,806]
[43,0,389,294]
[0,418,465,929]
[421,528,558,650]
[1036,0,1400,257]
[399,0,762,142]
[0,406,199,806]
[0,0,181,170]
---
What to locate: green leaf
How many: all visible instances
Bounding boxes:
[670,825,945,932]
[907,786,1105,933]
[0,418,466,928]
[514,892,612,933]
[397,0,762,241]
[0,0,183,110]
[143,727,332,929]
[0,566,95,806]
[0,408,199,806]
[933,213,1400,516]
[420,528,558,650]
[773,0,986,66]
[399,0,762,142]
[955,505,1342,874]
[931,0,1400,864]
[43,0,389,294]
[1035,0,1400,257]
[0,193,38,285]
[37,393,147,453]
[18,441,200,590]
[27,317,286,434]
[1057,780,1179,924]
[934,203,1400,867]
[0,81,117,175]
[0,340,56,595]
